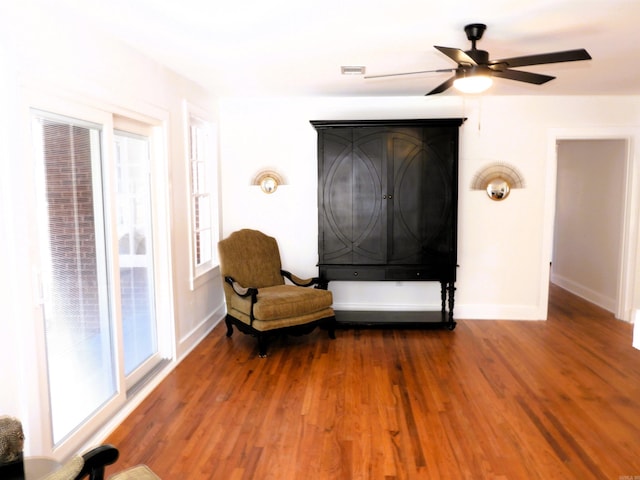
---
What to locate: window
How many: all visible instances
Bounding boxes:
[186,105,219,286]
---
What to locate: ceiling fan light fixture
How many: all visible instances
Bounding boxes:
[453,71,493,94]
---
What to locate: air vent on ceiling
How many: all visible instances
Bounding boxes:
[341,66,366,75]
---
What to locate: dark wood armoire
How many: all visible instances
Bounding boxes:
[311,119,464,328]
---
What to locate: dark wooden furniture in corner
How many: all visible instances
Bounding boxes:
[311,119,464,329]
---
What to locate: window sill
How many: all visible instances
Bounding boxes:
[190,264,221,291]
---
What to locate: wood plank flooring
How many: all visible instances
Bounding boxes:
[106,285,640,479]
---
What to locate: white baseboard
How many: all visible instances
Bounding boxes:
[550,274,616,313]
[454,304,545,321]
[176,303,226,360]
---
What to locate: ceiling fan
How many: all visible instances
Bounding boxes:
[365,23,592,95]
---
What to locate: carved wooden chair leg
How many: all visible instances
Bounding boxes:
[257,334,268,358]
[225,317,234,337]
[327,319,336,339]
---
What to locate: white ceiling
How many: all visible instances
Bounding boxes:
[41,0,640,97]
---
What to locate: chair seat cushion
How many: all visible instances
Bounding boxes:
[109,464,161,479]
[41,456,83,480]
[229,284,333,322]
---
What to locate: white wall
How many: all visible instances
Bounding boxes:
[552,140,626,312]
[0,11,26,420]
[219,95,640,321]
[0,3,224,455]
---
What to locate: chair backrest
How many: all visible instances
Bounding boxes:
[0,416,24,466]
[218,229,284,288]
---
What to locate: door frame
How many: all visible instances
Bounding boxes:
[542,127,639,322]
[20,85,175,460]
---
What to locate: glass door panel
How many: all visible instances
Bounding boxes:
[114,131,158,378]
[32,113,116,445]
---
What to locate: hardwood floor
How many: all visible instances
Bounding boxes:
[106,285,640,479]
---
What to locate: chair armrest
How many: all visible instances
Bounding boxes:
[224,276,260,325]
[224,276,258,298]
[281,270,328,289]
[0,457,24,480]
[76,444,119,480]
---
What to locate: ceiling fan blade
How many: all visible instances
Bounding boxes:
[434,46,478,66]
[425,76,456,95]
[364,68,454,79]
[492,49,591,69]
[491,69,555,85]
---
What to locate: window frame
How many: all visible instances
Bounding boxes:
[183,101,220,289]
[112,119,166,390]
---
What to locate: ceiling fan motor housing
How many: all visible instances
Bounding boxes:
[465,23,487,42]
[456,65,492,79]
[465,49,490,64]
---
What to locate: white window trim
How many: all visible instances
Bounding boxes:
[183,100,220,290]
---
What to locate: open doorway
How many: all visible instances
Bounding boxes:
[551,139,627,316]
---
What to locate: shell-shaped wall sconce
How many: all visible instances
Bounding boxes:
[252,170,285,194]
[470,162,526,201]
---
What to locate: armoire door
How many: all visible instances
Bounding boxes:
[387,126,458,268]
[318,127,387,265]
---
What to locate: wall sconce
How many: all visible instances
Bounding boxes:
[454,67,493,94]
[252,170,285,194]
[471,162,525,201]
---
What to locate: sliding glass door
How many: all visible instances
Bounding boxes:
[31,109,163,450]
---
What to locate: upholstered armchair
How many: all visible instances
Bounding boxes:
[218,229,336,357]
[0,416,159,480]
